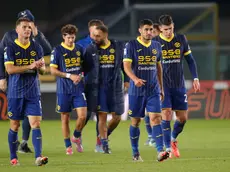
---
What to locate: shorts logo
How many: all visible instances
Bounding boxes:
[97,105,101,110]
[152,49,157,54]
[30,51,36,56]
[8,112,13,117]
[109,49,115,53]
[174,42,180,48]
[128,110,132,115]
[76,51,81,56]
[56,105,60,111]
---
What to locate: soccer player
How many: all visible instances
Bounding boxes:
[123,19,169,162]
[50,24,87,155]
[77,19,104,152]
[144,23,160,147]
[4,17,48,166]
[153,15,200,158]
[0,9,52,153]
[83,25,126,153]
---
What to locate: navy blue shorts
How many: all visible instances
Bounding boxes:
[97,86,115,113]
[57,92,87,113]
[162,87,188,111]
[128,94,161,118]
[7,97,42,120]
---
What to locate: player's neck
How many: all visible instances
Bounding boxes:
[140,37,150,44]
[17,37,30,45]
[102,39,109,46]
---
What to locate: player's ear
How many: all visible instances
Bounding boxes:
[62,34,65,40]
[15,26,19,34]
[138,28,142,34]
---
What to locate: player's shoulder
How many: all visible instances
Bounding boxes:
[125,40,136,47]
[2,30,17,46]
[151,40,162,48]
[174,33,187,40]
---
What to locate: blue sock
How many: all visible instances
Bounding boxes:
[161,120,171,149]
[8,129,18,160]
[129,125,140,156]
[22,117,31,141]
[101,138,108,147]
[152,124,164,153]
[96,115,99,137]
[172,120,186,141]
[144,115,152,137]
[32,128,42,159]
[64,138,71,148]
[107,128,112,137]
[73,130,81,138]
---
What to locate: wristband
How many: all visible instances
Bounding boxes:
[194,78,199,81]
[66,73,71,78]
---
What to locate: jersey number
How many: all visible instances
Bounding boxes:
[184,94,188,103]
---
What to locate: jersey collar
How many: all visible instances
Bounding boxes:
[159,33,174,42]
[14,39,30,49]
[100,40,111,49]
[136,36,151,47]
[61,42,75,51]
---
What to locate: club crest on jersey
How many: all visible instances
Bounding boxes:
[109,48,115,53]
[152,49,157,54]
[76,51,81,56]
[30,51,36,56]
[174,42,181,48]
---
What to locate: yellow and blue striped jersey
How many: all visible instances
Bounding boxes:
[50,43,85,94]
[153,33,192,88]
[123,37,162,96]
[4,39,43,98]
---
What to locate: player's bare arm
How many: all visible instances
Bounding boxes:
[50,66,82,84]
[36,58,46,75]
[123,61,146,87]
[157,62,164,101]
[5,62,36,75]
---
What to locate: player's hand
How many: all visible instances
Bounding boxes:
[30,23,38,37]
[35,59,45,69]
[70,74,82,84]
[0,79,7,92]
[29,62,37,70]
[134,78,146,87]
[193,79,200,93]
[160,90,165,102]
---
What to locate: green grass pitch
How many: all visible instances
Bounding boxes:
[0,119,230,172]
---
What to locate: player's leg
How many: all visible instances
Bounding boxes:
[26,97,48,166]
[107,113,121,137]
[7,98,23,166]
[161,88,173,156]
[61,113,72,155]
[171,88,188,158]
[144,110,154,146]
[147,94,169,162]
[57,94,73,154]
[18,117,32,153]
[129,95,145,162]
[71,92,87,153]
[106,90,121,138]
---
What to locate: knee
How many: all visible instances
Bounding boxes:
[150,114,162,125]
[131,118,141,127]
[176,111,188,123]
[78,114,86,121]
[10,120,20,132]
[30,120,41,128]
[162,109,172,120]
[113,114,121,122]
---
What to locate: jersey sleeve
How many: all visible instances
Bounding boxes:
[37,44,44,60]
[49,48,59,68]
[123,42,133,63]
[183,35,192,56]
[4,46,14,65]
[157,43,162,63]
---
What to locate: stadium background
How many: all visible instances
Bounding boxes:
[0,0,229,120]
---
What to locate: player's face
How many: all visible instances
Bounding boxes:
[16,21,32,39]
[93,29,107,46]
[160,23,174,38]
[63,34,76,47]
[139,25,153,41]
[152,28,160,38]
[89,25,97,39]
